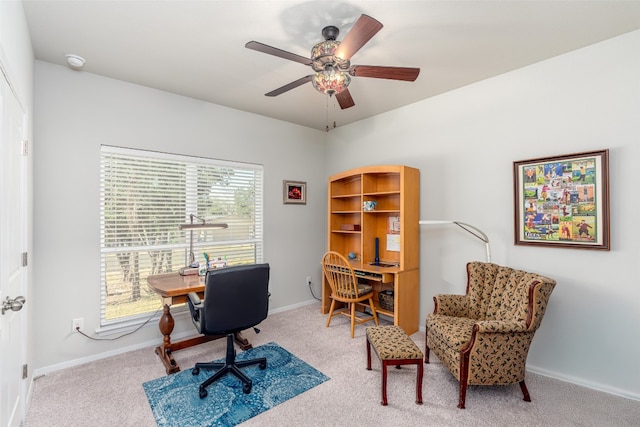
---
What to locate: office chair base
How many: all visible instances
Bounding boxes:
[192,334,266,398]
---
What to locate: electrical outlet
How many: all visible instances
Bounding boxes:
[306,276,312,286]
[72,318,84,333]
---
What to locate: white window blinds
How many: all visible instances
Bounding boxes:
[99,146,263,326]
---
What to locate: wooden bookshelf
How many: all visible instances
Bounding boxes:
[323,165,420,334]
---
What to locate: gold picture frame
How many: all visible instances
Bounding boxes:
[513,149,609,250]
[283,180,306,205]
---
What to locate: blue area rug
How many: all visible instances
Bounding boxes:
[143,342,329,426]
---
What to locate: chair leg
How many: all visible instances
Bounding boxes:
[350,302,356,338]
[424,327,430,363]
[368,297,379,326]
[193,334,266,398]
[458,381,468,409]
[326,299,337,327]
[520,380,531,402]
[458,352,470,409]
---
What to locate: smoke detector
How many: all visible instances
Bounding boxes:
[65,54,85,70]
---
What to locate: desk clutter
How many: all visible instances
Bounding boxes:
[180,253,228,276]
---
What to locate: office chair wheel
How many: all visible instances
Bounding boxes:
[192,367,200,375]
[243,383,252,394]
[199,387,208,399]
[259,361,267,370]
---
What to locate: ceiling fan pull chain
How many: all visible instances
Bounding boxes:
[325,95,330,132]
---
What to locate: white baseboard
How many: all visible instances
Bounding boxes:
[267,299,317,315]
[31,299,318,378]
[31,300,639,404]
[526,365,640,402]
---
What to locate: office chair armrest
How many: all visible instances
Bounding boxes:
[187,292,203,330]
[187,292,202,308]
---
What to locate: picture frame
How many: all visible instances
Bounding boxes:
[283,180,306,204]
[513,149,610,250]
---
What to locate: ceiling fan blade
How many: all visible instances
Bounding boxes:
[335,89,355,109]
[245,41,312,66]
[349,65,420,81]
[265,75,313,97]
[335,15,383,61]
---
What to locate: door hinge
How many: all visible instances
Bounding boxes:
[22,252,28,267]
[22,140,29,156]
[22,364,28,379]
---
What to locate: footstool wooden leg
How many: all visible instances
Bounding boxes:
[416,360,423,404]
[381,361,389,406]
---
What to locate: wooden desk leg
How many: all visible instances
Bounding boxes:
[154,304,180,374]
[153,303,252,374]
[234,331,252,351]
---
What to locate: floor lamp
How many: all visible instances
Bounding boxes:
[418,220,491,262]
[179,214,228,276]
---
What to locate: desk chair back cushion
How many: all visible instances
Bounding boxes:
[196,264,270,335]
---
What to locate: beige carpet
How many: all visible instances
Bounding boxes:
[25,303,640,426]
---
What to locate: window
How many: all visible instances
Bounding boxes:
[99,146,263,327]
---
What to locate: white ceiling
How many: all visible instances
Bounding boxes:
[23,1,640,131]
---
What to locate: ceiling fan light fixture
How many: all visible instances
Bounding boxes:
[311,26,350,73]
[311,67,351,96]
[311,40,339,69]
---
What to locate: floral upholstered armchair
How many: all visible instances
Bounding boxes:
[425,261,556,409]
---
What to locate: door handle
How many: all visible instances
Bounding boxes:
[2,296,26,315]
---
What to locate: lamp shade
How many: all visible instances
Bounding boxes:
[311,68,351,95]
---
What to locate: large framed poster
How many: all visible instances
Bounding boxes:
[513,149,609,250]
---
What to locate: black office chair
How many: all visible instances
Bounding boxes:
[187,263,270,398]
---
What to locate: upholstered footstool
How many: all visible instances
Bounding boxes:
[366,325,424,405]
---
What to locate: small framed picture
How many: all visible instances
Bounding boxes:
[283,180,306,204]
[513,149,610,250]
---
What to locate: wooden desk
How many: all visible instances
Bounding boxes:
[321,260,420,335]
[147,272,251,374]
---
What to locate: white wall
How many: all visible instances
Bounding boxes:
[32,62,327,370]
[326,30,640,400]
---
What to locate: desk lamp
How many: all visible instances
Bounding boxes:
[179,214,228,275]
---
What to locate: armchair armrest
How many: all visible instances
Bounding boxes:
[433,294,469,317]
[474,319,528,333]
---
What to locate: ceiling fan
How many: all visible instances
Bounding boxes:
[245,14,420,110]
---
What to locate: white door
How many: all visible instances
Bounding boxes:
[0,70,28,427]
